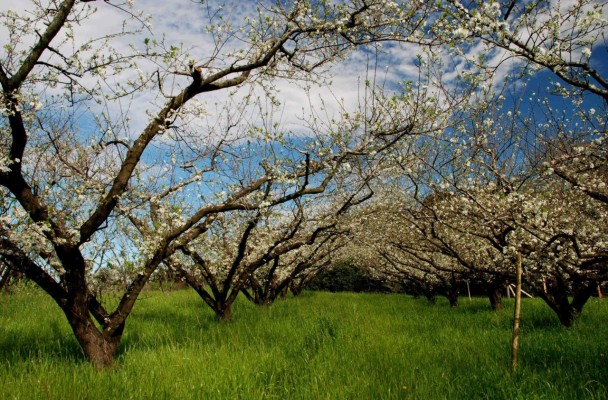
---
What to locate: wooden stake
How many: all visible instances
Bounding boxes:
[511,251,523,374]
[598,284,603,299]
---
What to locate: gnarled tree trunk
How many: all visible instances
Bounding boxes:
[214,301,234,322]
[486,278,506,311]
[447,291,459,308]
[64,306,123,368]
[488,287,503,311]
[536,276,595,327]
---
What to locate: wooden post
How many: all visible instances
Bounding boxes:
[511,251,523,374]
[598,284,603,299]
[466,280,471,301]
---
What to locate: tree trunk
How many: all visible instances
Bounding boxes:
[447,293,459,308]
[447,272,459,307]
[64,306,123,369]
[289,282,304,297]
[252,291,273,306]
[425,292,437,304]
[488,285,503,311]
[553,284,593,327]
[537,278,595,328]
[214,302,234,322]
[240,287,256,303]
[445,286,459,307]
[217,306,233,321]
[554,305,577,328]
[571,283,594,316]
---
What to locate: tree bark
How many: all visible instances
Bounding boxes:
[571,284,594,315]
[553,284,594,327]
[554,306,576,328]
[536,277,595,328]
[424,290,437,304]
[289,281,305,297]
[63,304,123,368]
[488,283,503,311]
[215,303,233,322]
[447,292,459,308]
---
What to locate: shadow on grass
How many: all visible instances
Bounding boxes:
[0,322,87,365]
[457,298,498,314]
[0,296,223,365]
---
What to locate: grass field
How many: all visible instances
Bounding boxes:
[1,288,607,399]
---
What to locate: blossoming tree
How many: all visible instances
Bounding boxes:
[0,0,440,367]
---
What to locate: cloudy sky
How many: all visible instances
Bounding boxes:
[1,0,605,141]
[0,0,434,137]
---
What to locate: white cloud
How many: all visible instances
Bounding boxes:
[7,0,575,144]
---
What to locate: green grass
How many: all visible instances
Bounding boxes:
[1,289,607,399]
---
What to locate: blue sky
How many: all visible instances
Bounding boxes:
[1,0,605,180]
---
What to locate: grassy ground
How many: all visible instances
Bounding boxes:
[1,289,607,399]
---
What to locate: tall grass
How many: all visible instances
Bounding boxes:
[1,288,607,399]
